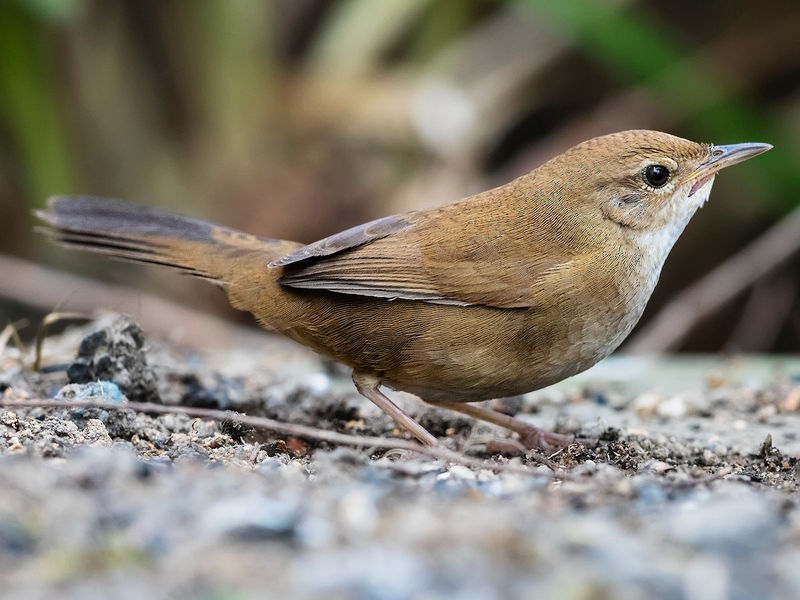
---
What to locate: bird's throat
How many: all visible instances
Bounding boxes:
[689,173,716,197]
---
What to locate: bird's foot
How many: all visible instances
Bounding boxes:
[517,427,574,450]
[517,427,599,450]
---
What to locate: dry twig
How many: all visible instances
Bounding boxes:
[0,398,563,478]
[0,325,15,357]
[33,312,92,371]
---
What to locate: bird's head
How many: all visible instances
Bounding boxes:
[555,130,771,234]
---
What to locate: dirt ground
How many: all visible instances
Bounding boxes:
[2,314,800,599]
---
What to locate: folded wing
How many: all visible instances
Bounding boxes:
[274,206,569,309]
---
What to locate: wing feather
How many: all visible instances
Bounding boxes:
[269,214,416,267]
[272,189,574,308]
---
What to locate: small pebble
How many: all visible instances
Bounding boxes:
[55,381,127,403]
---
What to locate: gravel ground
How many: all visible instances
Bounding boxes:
[2,315,800,599]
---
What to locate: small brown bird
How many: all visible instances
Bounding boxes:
[37,130,770,448]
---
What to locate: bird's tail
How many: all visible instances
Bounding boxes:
[36,196,298,290]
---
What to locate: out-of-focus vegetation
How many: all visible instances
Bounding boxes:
[1,0,799,352]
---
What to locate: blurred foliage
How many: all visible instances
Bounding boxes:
[1,0,800,352]
[0,0,75,206]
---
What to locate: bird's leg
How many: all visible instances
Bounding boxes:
[353,372,440,447]
[426,399,575,449]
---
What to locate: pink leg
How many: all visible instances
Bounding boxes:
[427,399,575,449]
[353,372,440,446]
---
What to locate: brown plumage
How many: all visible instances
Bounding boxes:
[36,130,771,448]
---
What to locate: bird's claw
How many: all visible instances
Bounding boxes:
[517,428,598,450]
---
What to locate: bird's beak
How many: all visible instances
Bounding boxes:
[688,142,772,196]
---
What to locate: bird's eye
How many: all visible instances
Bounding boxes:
[643,164,670,188]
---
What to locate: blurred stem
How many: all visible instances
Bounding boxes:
[517,0,800,210]
[407,0,482,64]
[0,2,74,207]
[189,0,276,175]
[308,0,433,84]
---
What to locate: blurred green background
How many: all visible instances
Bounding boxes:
[1,0,799,353]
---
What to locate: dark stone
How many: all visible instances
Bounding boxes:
[66,317,160,403]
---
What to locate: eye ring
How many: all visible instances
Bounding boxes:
[643,164,670,188]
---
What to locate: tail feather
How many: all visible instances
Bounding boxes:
[36,196,294,286]
[37,196,218,242]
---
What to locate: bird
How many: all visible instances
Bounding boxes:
[36,130,771,448]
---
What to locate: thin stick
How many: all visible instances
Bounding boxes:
[0,398,562,477]
[624,204,800,354]
[0,324,15,356]
[33,312,92,371]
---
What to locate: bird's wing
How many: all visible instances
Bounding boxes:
[272,205,570,309]
[269,214,416,267]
